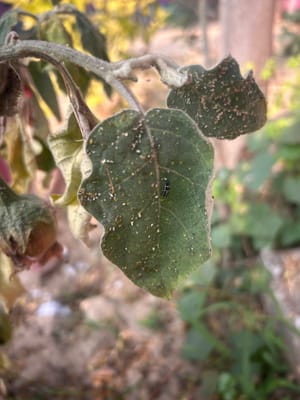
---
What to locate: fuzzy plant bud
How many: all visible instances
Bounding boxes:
[0,177,63,272]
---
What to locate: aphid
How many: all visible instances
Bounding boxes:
[161,177,170,197]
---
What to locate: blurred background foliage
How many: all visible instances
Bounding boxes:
[5,0,167,57]
[281,6,300,56]
[212,52,300,254]
[174,12,300,399]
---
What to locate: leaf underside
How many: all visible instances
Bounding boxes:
[167,56,267,140]
[79,108,214,297]
[48,112,83,205]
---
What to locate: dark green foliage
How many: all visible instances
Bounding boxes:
[167,56,267,139]
[28,61,61,121]
[223,113,300,250]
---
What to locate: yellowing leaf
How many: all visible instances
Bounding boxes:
[48,112,83,205]
[4,119,35,193]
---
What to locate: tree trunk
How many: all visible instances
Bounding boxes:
[219,0,276,92]
[199,0,211,67]
[215,0,277,169]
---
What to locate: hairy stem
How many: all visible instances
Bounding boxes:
[0,40,188,110]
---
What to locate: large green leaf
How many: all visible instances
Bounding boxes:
[78,108,214,297]
[48,113,83,205]
[167,56,267,139]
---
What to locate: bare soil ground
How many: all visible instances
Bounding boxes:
[3,214,201,399]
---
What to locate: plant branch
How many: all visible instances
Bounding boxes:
[112,54,189,88]
[0,40,189,110]
[3,33,97,139]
